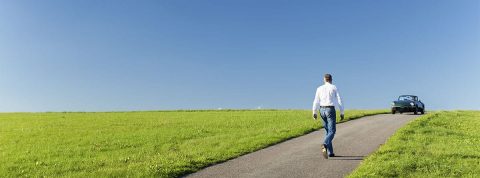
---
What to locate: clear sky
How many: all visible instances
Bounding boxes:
[0,0,479,112]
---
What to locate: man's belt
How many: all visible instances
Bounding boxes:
[320,106,334,108]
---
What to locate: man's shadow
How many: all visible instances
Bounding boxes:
[329,155,364,160]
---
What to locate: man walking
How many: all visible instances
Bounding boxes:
[312,74,344,159]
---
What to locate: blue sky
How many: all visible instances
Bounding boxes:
[0,0,479,112]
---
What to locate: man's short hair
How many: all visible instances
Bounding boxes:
[324,74,332,82]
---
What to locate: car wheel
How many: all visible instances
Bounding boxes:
[414,107,418,115]
[421,109,425,115]
[392,109,396,114]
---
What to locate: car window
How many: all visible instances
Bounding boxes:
[399,96,414,101]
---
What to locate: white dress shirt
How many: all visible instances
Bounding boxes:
[312,82,344,115]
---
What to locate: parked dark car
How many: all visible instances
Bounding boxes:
[391,95,425,115]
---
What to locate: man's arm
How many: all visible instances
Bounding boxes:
[312,88,320,118]
[335,87,345,119]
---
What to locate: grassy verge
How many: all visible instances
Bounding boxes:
[0,109,387,177]
[349,111,480,177]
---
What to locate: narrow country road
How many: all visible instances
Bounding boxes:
[186,114,420,178]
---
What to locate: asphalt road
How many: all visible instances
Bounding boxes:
[186,114,420,178]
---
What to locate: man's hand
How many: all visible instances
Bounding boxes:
[340,114,345,121]
[313,114,317,120]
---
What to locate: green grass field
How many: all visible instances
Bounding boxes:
[349,111,480,177]
[0,109,387,177]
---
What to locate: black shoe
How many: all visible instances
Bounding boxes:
[322,144,328,159]
[328,154,335,157]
